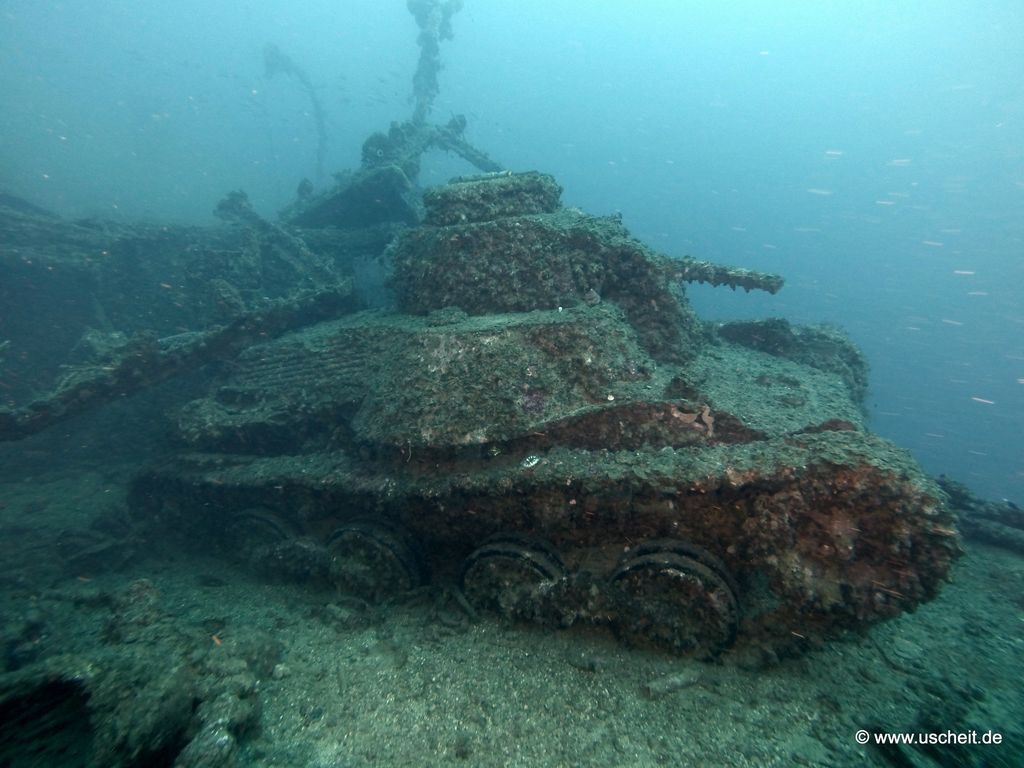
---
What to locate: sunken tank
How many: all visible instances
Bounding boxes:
[132,171,959,659]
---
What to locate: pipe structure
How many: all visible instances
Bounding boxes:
[263,43,329,185]
[407,0,463,123]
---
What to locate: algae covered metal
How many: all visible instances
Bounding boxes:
[134,171,959,659]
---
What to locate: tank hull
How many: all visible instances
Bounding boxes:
[130,172,959,657]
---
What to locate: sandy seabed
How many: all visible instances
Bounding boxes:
[0,468,1021,768]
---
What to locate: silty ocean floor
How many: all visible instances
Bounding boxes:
[0,465,1021,768]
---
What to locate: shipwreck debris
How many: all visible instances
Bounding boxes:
[0,282,357,442]
[939,476,1024,555]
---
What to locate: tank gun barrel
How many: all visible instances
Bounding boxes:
[672,257,784,294]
